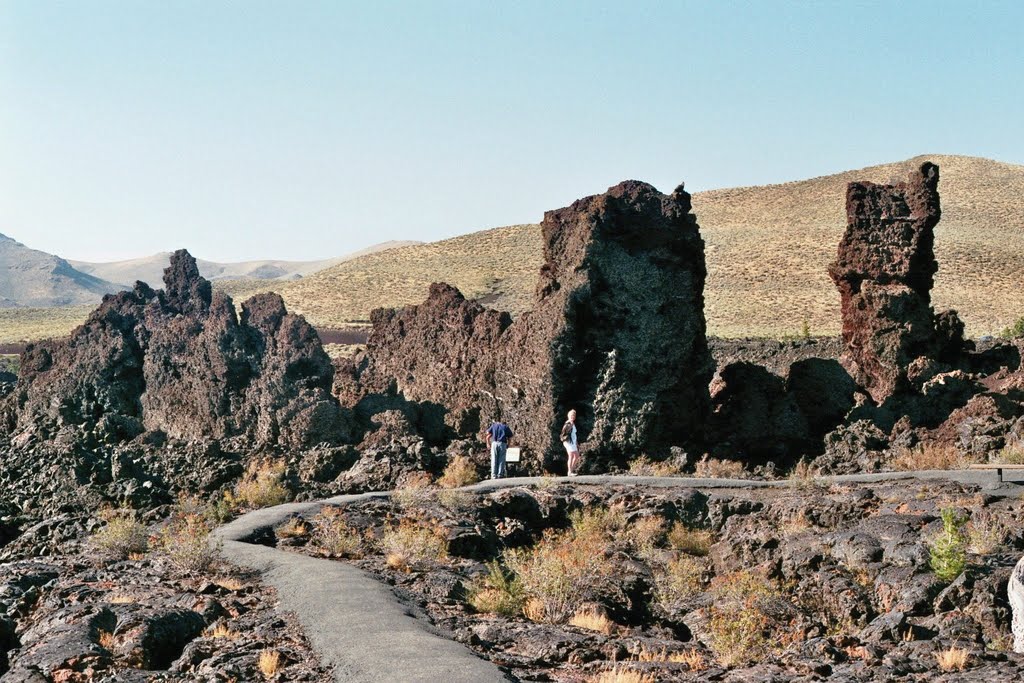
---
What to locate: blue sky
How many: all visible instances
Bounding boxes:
[1,1,1022,262]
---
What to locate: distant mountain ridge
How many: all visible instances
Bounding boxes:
[70,240,422,289]
[0,233,125,307]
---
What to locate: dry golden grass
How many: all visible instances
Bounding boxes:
[692,456,749,479]
[568,607,615,634]
[11,156,1024,343]
[258,649,283,678]
[934,645,970,671]
[205,623,240,640]
[888,443,973,471]
[694,154,1024,338]
[437,455,479,488]
[274,517,309,540]
[0,305,92,344]
[590,668,657,683]
[214,576,247,591]
[97,630,116,649]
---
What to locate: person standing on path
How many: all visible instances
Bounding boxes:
[561,409,580,476]
[484,419,513,479]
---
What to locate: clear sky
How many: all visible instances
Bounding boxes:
[1,1,1022,262]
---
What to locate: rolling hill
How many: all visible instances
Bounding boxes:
[70,240,422,288]
[0,233,124,307]
[3,154,1022,343]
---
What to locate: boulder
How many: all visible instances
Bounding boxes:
[1011,554,1024,653]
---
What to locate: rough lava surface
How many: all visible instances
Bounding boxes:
[340,180,713,470]
[828,162,965,404]
[3,250,347,450]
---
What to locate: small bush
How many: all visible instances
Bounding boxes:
[437,455,479,488]
[996,442,1024,464]
[929,508,968,583]
[590,667,656,683]
[505,525,615,624]
[229,460,290,511]
[570,506,628,541]
[999,316,1024,340]
[966,511,1008,555]
[627,456,682,477]
[889,444,970,471]
[934,645,970,671]
[706,570,781,666]
[787,458,819,489]
[392,471,435,509]
[380,519,448,571]
[274,517,309,540]
[652,555,704,614]
[693,456,749,479]
[310,507,363,558]
[666,523,713,556]
[624,516,665,556]
[90,509,149,560]
[158,505,221,574]
[468,561,525,616]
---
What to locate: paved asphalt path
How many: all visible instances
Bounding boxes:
[213,470,1023,682]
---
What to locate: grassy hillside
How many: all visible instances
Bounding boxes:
[5,155,1022,343]
[694,154,1024,337]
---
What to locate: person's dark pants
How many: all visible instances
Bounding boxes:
[490,441,507,479]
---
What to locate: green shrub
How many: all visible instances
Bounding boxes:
[999,316,1024,340]
[468,561,525,616]
[929,507,968,583]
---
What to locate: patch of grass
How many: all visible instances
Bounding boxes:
[627,456,683,477]
[274,517,309,540]
[228,460,290,511]
[0,305,93,344]
[258,649,283,678]
[929,507,968,583]
[934,645,970,671]
[89,508,149,560]
[157,504,221,574]
[568,607,615,634]
[996,442,1024,464]
[380,519,448,571]
[97,629,116,650]
[624,516,665,556]
[437,455,479,488]
[204,623,240,640]
[468,561,525,617]
[666,523,713,557]
[889,444,971,471]
[693,455,749,479]
[392,471,435,509]
[310,507,363,558]
[999,316,1024,340]
[651,555,705,614]
[589,667,657,683]
[569,506,628,541]
[966,511,1008,555]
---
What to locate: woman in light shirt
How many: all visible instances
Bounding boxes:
[560,409,580,476]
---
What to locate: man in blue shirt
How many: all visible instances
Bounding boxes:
[484,420,513,479]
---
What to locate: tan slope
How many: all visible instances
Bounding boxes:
[694,154,1024,337]
[271,225,544,326]
[71,240,422,288]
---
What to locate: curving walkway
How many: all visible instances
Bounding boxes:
[213,470,1023,682]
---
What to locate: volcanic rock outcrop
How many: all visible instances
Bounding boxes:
[3,250,347,450]
[340,180,713,470]
[828,162,966,404]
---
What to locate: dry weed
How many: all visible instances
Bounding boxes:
[89,508,149,560]
[229,460,290,510]
[888,444,970,471]
[258,649,283,678]
[589,667,656,683]
[310,507,363,558]
[274,517,308,540]
[693,455,748,479]
[666,523,713,556]
[627,456,683,477]
[437,455,479,488]
[934,645,970,671]
[568,607,615,634]
[380,520,448,571]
